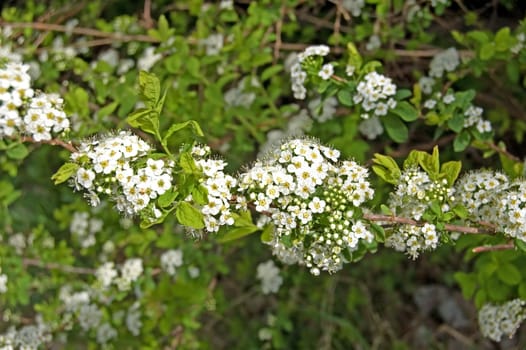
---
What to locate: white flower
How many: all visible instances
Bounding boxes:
[160,249,184,276]
[318,63,334,80]
[256,260,283,294]
[96,262,118,289]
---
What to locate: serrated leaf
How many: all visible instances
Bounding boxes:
[440,160,461,186]
[176,202,205,229]
[51,162,79,184]
[448,113,464,133]
[139,71,160,109]
[127,108,160,136]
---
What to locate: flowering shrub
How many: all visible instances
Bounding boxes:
[1,0,526,348]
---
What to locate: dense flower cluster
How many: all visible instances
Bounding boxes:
[70,211,103,248]
[386,167,454,258]
[478,299,526,342]
[238,138,374,275]
[290,45,330,99]
[358,115,384,140]
[353,71,397,120]
[0,62,69,141]
[160,249,184,276]
[463,104,492,133]
[385,223,439,260]
[256,260,283,294]
[429,47,460,78]
[95,258,143,292]
[496,180,526,242]
[454,170,509,223]
[70,131,174,219]
[0,318,51,350]
[190,145,237,233]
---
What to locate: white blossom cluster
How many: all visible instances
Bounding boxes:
[479,299,526,342]
[126,302,142,336]
[386,167,454,258]
[429,48,460,78]
[160,249,184,276]
[358,115,384,140]
[496,180,526,242]
[70,131,174,219]
[238,138,374,275]
[290,45,330,99]
[70,211,103,248]
[0,318,51,350]
[511,33,525,54]
[95,258,143,291]
[342,0,365,17]
[190,145,237,233]
[353,71,397,120]
[0,62,70,141]
[256,260,283,294]
[463,104,492,133]
[454,170,509,223]
[389,167,454,220]
[308,96,337,123]
[224,77,258,108]
[58,286,117,345]
[385,223,439,259]
[0,267,7,294]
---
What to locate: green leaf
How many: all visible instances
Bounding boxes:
[162,120,204,147]
[336,89,354,107]
[97,101,119,118]
[51,163,79,185]
[454,272,477,299]
[519,282,526,299]
[369,223,385,242]
[157,188,178,208]
[127,108,160,136]
[372,154,401,184]
[218,226,258,243]
[346,42,363,70]
[383,114,408,143]
[260,224,274,243]
[191,185,208,205]
[514,239,526,252]
[479,43,495,60]
[6,143,29,160]
[139,70,161,109]
[261,65,283,82]
[176,202,205,229]
[394,89,412,100]
[179,152,200,175]
[452,204,469,219]
[506,60,520,85]
[391,101,418,122]
[497,263,522,285]
[453,130,472,152]
[447,113,464,133]
[380,204,393,215]
[440,161,461,186]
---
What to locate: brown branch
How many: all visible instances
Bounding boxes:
[482,140,521,162]
[363,214,496,235]
[23,258,95,275]
[0,21,159,43]
[472,243,515,253]
[142,0,154,29]
[273,5,286,63]
[20,136,78,153]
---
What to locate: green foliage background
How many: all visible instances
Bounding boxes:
[0,0,526,348]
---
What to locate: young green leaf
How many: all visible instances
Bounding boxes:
[51,163,79,185]
[383,114,408,143]
[176,202,205,229]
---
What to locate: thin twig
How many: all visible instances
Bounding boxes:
[20,136,78,153]
[363,214,496,235]
[1,21,159,43]
[472,243,515,253]
[23,258,95,275]
[482,141,521,162]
